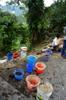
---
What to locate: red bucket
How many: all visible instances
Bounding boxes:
[13,52,19,59]
[26,75,41,91]
[35,62,46,74]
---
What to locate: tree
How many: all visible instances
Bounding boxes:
[0,9,30,54]
[6,0,45,44]
[27,0,44,44]
[50,0,66,33]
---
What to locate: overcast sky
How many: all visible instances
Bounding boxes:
[0,0,56,7]
[44,0,56,7]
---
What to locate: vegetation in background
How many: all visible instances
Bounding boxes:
[27,0,44,44]
[0,0,66,54]
[44,0,66,37]
[0,9,30,54]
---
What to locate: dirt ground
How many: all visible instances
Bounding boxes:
[0,53,66,100]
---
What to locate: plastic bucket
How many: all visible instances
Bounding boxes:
[7,52,13,61]
[35,62,46,74]
[26,75,41,90]
[26,63,34,73]
[13,52,19,59]
[27,55,37,64]
[36,82,53,100]
[20,51,27,59]
[21,46,27,52]
[13,69,24,81]
[20,46,27,60]
[26,55,37,73]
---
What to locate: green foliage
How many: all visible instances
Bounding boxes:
[1,0,66,54]
[50,0,66,33]
[0,9,30,53]
[43,0,66,38]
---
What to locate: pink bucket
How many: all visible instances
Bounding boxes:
[26,75,41,90]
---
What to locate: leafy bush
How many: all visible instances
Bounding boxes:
[0,9,30,54]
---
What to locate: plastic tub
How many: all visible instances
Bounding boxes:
[26,75,41,90]
[13,69,24,81]
[35,62,46,74]
[36,82,53,100]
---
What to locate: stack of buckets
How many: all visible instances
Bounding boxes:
[26,55,37,73]
[20,46,27,60]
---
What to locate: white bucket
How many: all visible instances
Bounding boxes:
[20,47,27,52]
[20,51,27,60]
[36,82,53,100]
[20,47,27,59]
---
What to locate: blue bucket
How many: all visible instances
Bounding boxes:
[13,69,24,81]
[26,63,34,73]
[27,55,37,64]
[26,55,37,73]
[7,52,13,61]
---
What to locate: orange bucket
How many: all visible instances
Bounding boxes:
[26,75,41,90]
[35,62,46,74]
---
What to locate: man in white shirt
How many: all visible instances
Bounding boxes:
[51,34,63,51]
[52,37,58,47]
